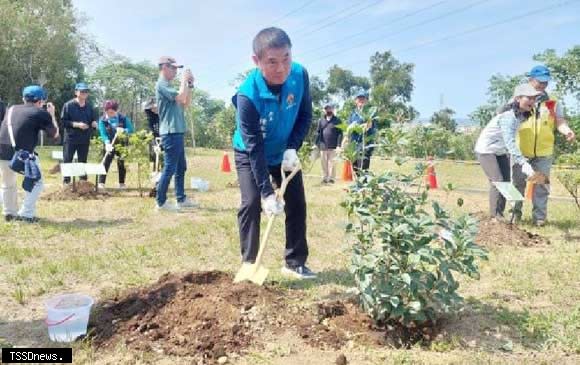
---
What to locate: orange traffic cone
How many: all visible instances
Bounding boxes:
[341,161,353,182]
[220,152,231,173]
[525,181,534,201]
[425,157,438,189]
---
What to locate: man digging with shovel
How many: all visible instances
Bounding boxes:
[232,27,316,282]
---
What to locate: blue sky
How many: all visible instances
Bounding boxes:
[73,0,579,118]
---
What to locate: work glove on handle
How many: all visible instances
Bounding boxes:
[282,149,299,172]
[522,162,535,177]
[116,127,126,134]
[105,143,114,153]
[261,194,285,216]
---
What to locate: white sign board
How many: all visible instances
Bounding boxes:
[85,163,106,175]
[60,163,87,178]
[493,182,524,202]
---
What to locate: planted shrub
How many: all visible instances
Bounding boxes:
[343,164,487,325]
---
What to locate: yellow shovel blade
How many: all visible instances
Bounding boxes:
[233,262,269,286]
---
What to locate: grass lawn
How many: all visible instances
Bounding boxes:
[0,147,578,364]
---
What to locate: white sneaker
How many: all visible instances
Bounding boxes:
[118,183,127,190]
[176,199,199,209]
[97,183,106,190]
[155,202,180,212]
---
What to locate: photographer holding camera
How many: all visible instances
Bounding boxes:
[0,85,59,223]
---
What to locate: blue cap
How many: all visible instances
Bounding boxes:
[75,82,90,91]
[526,65,551,82]
[22,85,47,102]
[355,89,369,99]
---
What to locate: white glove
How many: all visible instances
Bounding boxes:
[116,127,126,134]
[282,149,299,172]
[105,143,114,153]
[153,145,161,154]
[521,162,534,177]
[261,194,285,216]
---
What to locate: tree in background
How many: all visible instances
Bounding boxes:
[430,108,457,133]
[535,47,580,106]
[469,74,526,127]
[326,65,370,103]
[0,0,89,110]
[89,58,158,129]
[369,51,416,127]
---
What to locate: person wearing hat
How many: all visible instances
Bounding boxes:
[475,84,542,220]
[232,27,316,279]
[511,65,576,226]
[315,103,342,183]
[61,82,97,184]
[155,56,196,211]
[97,100,135,189]
[0,86,59,222]
[347,90,376,174]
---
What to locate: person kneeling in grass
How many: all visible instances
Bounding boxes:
[474,84,541,220]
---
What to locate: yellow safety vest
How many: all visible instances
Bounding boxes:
[517,97,558,157]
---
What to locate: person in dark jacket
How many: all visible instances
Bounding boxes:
[61,82,97,184]
[97,100,134,189]
[0,86,59,223]
[232,27,315,279]
[143,98,162,164]
[315,103,342,183]
[143,98,163,197]
[0,99,6,123]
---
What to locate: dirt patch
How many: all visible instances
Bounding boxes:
[90,272,441,363]
[474,214,550,247]
[48,163,61,174]
[43,181,109,201]
[91,271,283,363]
[296,301,439,350]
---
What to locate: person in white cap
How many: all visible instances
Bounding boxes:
[474,83,542,220]
[511,65,576,226]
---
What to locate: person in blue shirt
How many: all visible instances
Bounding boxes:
[154,56,196,211]
[347,90,376,174]
[232,27,315,280]
[97,100,134,189]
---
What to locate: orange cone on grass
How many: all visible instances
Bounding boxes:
[220,152,231,173]
[341,161,353,182]
[425,156,438,189]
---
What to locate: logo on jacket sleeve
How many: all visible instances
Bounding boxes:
[286,93,295,110]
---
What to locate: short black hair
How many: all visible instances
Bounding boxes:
[253,27,292,59]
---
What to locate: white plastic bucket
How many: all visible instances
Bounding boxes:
[190,177,210,192]
[44,294,94,342]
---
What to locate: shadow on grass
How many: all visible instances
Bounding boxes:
[39,218,134,230]
[444,298,559,352]
[275,269,355,291]
[520,217,580,241]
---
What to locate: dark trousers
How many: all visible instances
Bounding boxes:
[477,153,511,218]
[235,151,308,268]
[353,149,373,175]
[99,149,126,184]
[63,143,89,183]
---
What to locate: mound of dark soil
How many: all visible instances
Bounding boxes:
[475,214,550,247]
[43,181,109,201]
